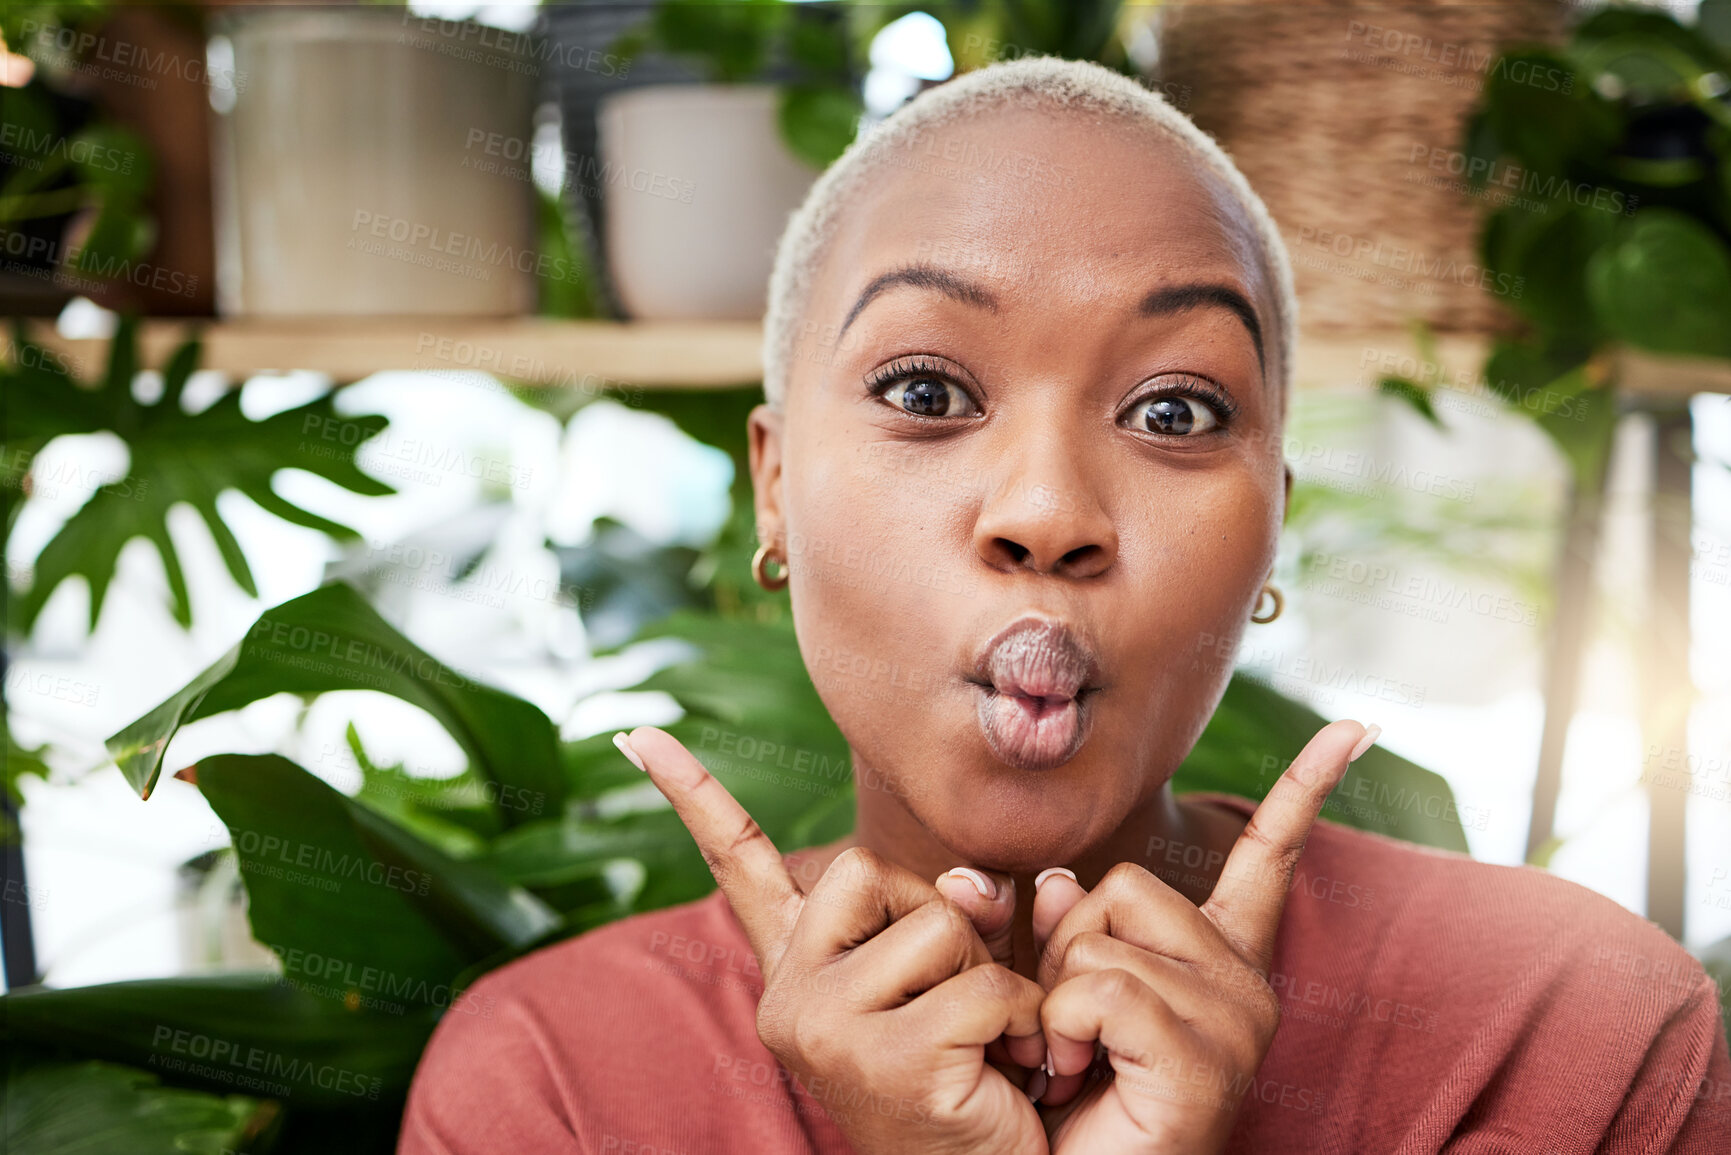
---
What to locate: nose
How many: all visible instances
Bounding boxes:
[972,437,1117,580]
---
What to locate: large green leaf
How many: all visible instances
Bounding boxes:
[4,319,395,633]
[1482,340,1617,488]
[3,1055,260,1155]
[1000,0,1126,65]
[1586,209,1731,358]
[105,582,567,815]
[615,0,787,85]
[1174,676,1471,853]
[0,975,437,1109]
[1570,6,1731,94]
[1479,48,1622,179]
[779,84,863,169]
[191,754,559,1000]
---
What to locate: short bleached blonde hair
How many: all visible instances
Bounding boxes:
[761,54,1297,415]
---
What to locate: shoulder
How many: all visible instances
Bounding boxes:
[1191,790,1709,1004]
[1191,793,1731,1153]
[401,889,772,1153]
[424,887,764,1059]
[476,886,764,1007]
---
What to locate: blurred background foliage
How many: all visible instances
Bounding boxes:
[5,1,1731,1152]
[1386,3,1731,488]
[1,333,1474,1150]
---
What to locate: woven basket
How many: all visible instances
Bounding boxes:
[1150,0,1571,334]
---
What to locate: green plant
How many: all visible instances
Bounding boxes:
[1366,4,1731,961]
[0,3,160,286]
[0,382,1473,1153]
[612,0,866,168]
[861,0,1135,76]
[2,318,393,633]
[1384,3,1731,486]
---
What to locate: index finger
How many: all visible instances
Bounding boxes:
[1199,719,1378,973]
[618,727,804,978]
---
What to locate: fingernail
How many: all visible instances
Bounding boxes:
[1026,1067,1048,1102]
[1349,724,1382,763]
[1034,866,1077,893]
[937,867,996,900]
[613,731,648,773]
[1044,1047,1055,1077]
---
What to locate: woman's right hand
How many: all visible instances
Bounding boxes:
[619,726,1049,1155]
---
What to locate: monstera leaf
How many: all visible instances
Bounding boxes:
[105,582,568,815]
[3,317,394,633]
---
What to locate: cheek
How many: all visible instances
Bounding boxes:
[1109,464,1280,727]
[781,438,979,742]
[1124,466,1280,631]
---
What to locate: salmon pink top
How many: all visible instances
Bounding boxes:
[399,793,1731,1154]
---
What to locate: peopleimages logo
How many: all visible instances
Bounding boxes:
[212,821,432,897]
[149,1026,382,1100]
[1290,225,1524,300]
[16,19,249,94]
[1405,144,1637,216]
[347,211,585,285]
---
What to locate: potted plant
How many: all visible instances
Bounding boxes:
[543,0,863,320]
[207,5,542,317]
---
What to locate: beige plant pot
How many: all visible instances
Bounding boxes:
[596,84,820,320]
[211,7,539,317]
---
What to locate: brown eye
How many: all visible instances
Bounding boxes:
[880,375,980,418]
[1137,395,1220,436]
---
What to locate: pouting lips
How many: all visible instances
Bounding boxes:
[970,617,1102,771]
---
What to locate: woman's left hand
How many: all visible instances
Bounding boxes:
[1029,719,1373,1154]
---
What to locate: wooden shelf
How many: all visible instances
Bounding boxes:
[21,317,764,391]
[17,318,1726,400]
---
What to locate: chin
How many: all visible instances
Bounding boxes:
[920,779,1111,874]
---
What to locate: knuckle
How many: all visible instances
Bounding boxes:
[1254,982,1283,1044]
[724,814,766,860]
[1038,931,1070,979]
[756,991,794,1056]
[968,961,1021,1006]
[787,998,838,1067]
[1100,860,1151,897]
[925,897,978,967]
[700,847,734,888]
[1061,929,1114,979]
[827,845,882,892]
[1242,822,1307,885]
[1094,966,1142,1007]
[1224,970,1281,1062]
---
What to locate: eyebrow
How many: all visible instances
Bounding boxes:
[837,263,1266,375]
[1140,283,1265,374]
[838,263,998,338]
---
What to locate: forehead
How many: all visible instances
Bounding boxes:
[816,104,1272,331]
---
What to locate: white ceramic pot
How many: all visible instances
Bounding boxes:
[211,8,539,317]
[596,84,820,320]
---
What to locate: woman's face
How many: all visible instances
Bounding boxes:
[749,106,1288,873]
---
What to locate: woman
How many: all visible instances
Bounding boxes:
[400,56,1729,1154]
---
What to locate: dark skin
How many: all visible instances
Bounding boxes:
[621,105,1372,1153]
[755,105,1290,954]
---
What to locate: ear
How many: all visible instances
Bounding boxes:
[747,404,786,550]
[1281,462,1293,525]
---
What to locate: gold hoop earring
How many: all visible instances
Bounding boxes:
[1251,582,1283,624]
[751,543,789,592]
